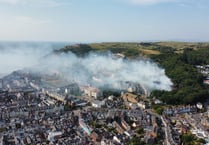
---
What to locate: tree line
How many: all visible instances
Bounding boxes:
[150,48,209,105]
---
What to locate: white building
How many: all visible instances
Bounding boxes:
[48,131,63,141]
[91,100,105,108]
[197,102,203,109]
[137,101,146,109]
[84,86,102,99]
[47,92,66,103]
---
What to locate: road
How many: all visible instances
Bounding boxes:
[161,116,171,145]
[146,109,171,145]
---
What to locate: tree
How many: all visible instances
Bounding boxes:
[150,50,209,105]
[129,137,146,145]
[136,127,144,135]
[182,133,205,145]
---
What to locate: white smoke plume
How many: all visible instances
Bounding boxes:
[0,42,173,91]
[0,42,65,76]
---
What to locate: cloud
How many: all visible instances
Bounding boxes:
[14,16,51,25]
[0,0,19,5]
[179,0,209,8]
[128,0,177,5]
[127,0,209,6]
[0,0,68,7]
[0,15,50,26]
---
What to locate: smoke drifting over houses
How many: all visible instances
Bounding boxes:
[0,42,173,91]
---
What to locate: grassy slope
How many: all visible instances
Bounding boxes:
[56,42,209,57]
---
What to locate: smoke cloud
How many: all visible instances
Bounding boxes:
[0,42,65,76]
[0,42,173,91]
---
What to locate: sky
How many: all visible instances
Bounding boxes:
[0,0,209,42]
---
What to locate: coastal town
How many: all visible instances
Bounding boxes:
[0,0,209,143]
[0,66,208,145]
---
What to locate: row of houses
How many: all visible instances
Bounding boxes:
[164,105,197,116]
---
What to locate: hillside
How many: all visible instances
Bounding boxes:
[55,42,209,57]
[55,42,209,105]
